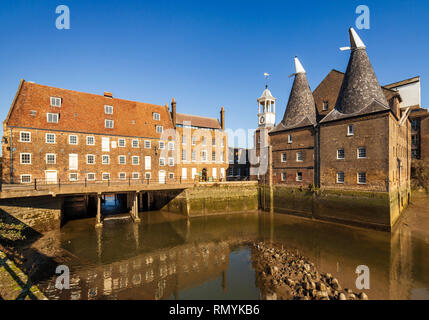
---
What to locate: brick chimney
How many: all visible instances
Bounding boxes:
[171,98,176,127]
[220,106,225,130]
[104,92,113,98]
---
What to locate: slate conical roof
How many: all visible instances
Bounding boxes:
[335,28,388,114]
[274,57,316,131]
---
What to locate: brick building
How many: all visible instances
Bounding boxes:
[227,147,250,180]
[1,81,228,184]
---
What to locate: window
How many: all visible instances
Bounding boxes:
[69,173,78,182]
[296,151,303,162]
[322,101,329,111]
[153,112,160,120]
[20,175,32,183]
[358,172,366,184]
[281,172,286,181]
[337,149,345,159]
[86,154,95,164]
[86,136,95,145]
[159,141,165,149]
[169,173,174,179]
[87,173,95,181]
[347,124,354,136]
[182,135,186,144]
[281,153,287,163]
[133,172,140,180]
[143,172,150,179]
[212,138,216,146]
[50,97,61,107]
[118,155,126,164]
[104,105,113,114]
[296,172,303,182]
[101,155,110,164]
[119,172,126,180]
[168,141,174,151]
[145,156,151,170]
[102,137,110,152]
[132,156,139,165]
[118,138,125,147]
[221,138,224,147]
[202,150,207,161]
[132,139,139,148]
[46,153,56,164]
[45,133,56,144]
[20,153,31,164]
[30,110,37,116]
[47,113,59,123]
[144,140,151,149]
[192,150,196,161]
[337,172,345,184]
[168,157,174,166]
[105,119,114,129]
[220,152,224,162]
[156,125,163,133]
[212,151,216,161]
[288,134,292,144]
[20,132,31,142]
[357,147,366,159]
[69,135,78,145]
[192,136,196,146]
[182,150,187,161]
[159,157,166,166]
[202,137,206,146]
[102,173,110,181]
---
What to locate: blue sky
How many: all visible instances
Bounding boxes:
[0,0,428,148]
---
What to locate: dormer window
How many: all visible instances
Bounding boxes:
[47,113,59,123]
[153,113,160,120]
[288,134,292,144]
[105,119,114,129]
[105,105,113,115]
[347,124,354,136]
[156,125,163,133]
[50,97,61,107]
[322,101,329,111]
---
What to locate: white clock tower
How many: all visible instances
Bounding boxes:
[257,85,276,129]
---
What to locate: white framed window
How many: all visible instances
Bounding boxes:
[281,153,287,163]
[19,131,31,142]
[159,157,166,166]
[50,97,61,107]
[322,101,329,111]
[358,172,366,184]
[347,124,354,136]
[337,149,345,160]
[296,172,303,182]
[46,153,56,164]
[145,156,151,170]
[102,137,110,152]
[87,173,96,181]
[220,152,224,162]
[357,147,367,159]
[47,113,59,123]
[192,136,196,146]
[159,141,165,149]
[144,172,151,180]
[153,112,160,121]
[144,140,151,149]
[212,151,216,162]
[168,157,174,166]
[20,174,32,183]
[69,173,78,182]
[156,125,163,133]
[69,135,78,145]
[192,150,196,161]
[118,138,125,147]
[105,119,114,129]
[296,151,303,162]
[102,173,110,181]
[221,138,224,147]
[202,137,206,146]
[288,134,292,144]
[118,155,126,164]
[132,156,139,165]
[102,155,110,164]
[86,154,95,164]
[119,172,126,180]
[133,172,140,180]
[86,136,95,145]
[202,150,207,162]
[212,138,216,146]
[20,153,31,164]
[281,172,286,181]
[168,141,174,150]
[181,149,187,161]
[46,133,56,144]
[104,105,113,114]
[169,173,174,179]
[132,139,139,148]
[182,135,187,144]
[337,172,345,184]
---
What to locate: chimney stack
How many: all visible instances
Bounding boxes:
[220,106,225,130]
[104,92,113,98]
[171,98,176,127]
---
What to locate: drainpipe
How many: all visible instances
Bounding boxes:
[10,128,13,184]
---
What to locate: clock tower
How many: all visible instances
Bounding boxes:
[257,85,276,129]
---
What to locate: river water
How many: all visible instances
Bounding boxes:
[36,194,429,300]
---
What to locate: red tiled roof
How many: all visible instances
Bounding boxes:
[175,113,221,129]
[5,81,174,138]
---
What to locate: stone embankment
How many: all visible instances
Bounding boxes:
[252,242,369,300]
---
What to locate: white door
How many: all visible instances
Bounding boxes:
[158,170,166,184]
[69,154,78,170]
[102,137,110,152]
[212,168,217,179]
[181,168,187,180]
[191,168,197,180]
[145,156,151,170]
[45,170,57,184]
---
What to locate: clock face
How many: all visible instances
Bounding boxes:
[259,116,265,125]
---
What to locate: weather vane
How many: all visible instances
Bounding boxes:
[264,72,270,88]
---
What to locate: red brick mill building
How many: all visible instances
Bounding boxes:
[1,81,228,185]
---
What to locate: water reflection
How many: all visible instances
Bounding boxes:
[37,195,429,300]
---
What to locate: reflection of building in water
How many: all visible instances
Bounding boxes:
[41,241,230,300]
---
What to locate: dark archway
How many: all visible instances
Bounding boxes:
[202,168,208,182]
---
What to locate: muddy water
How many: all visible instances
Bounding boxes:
[36,194,429,300]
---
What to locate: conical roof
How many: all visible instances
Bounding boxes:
[274,57,316,131]
[335,28,388,114]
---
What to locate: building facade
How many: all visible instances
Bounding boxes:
[227,147,250,180]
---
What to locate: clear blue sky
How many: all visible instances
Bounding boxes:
[0,0,428,148]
